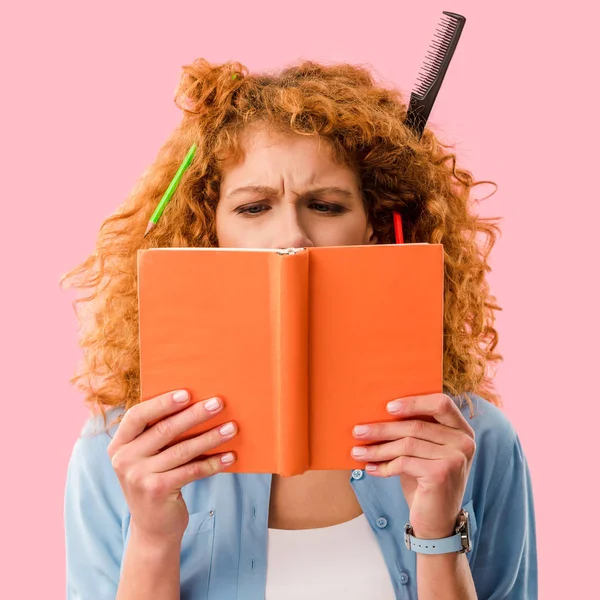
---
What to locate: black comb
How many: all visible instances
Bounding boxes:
[404,11,466,141]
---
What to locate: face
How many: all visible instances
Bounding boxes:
[216,125,377,249]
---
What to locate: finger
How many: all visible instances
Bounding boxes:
[386,393,474,435]
[159,452,236,490]
[150,421,238,473]
[352,418,465,446]
[130,396,225,457]
[108,390,196,452]
[352,437,448,463]
[366,449,466,479]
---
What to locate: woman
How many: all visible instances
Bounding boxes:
[63,58,537,599]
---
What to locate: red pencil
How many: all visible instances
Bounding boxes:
[393,211,404,244]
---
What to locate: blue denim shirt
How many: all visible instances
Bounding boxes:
[64,394,537,599]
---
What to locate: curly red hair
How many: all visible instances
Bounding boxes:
[61,58,502,423]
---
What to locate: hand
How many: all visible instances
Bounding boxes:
[107,390,237,546]
[351,393,476,539]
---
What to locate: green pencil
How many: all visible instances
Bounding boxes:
[144,143,198,237]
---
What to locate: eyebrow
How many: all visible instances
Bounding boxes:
[226,185,354,199]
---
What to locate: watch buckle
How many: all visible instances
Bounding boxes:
[404,522,413,551]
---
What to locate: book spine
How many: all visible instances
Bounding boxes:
[269,250,309,476]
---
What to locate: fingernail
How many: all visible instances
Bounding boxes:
[204,397,222,412]
[353,425,370,436]
[221,452,235,464]
[387,400,403,413]
[173,390,190,403]
[351,446,367,457]
[365,464,378,472]
[219,422,236,436]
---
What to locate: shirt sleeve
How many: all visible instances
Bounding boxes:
[64,426,125,599]
[471,432,538,599]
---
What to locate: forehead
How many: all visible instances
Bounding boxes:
[220,123,355,185]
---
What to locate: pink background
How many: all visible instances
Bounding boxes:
[3,0,597,597]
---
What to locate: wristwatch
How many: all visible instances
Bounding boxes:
[404,509,472,555]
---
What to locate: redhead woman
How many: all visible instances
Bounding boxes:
[63,58,537,599]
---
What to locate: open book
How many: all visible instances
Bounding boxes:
[138,244,444,476]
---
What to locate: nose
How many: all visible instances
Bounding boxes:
[273,205,313,249]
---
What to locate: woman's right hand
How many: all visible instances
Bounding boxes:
[107,390,236,546]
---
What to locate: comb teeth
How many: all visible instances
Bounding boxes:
[413,13,462,98]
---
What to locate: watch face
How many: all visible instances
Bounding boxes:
[457,509,472,553]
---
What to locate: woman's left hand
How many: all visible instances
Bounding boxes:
[351,393,476,539]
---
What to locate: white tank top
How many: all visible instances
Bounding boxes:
[265,514,397,599]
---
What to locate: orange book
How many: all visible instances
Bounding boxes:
[138,244,444,476]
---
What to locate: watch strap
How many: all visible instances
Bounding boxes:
[404,530,464,554]
[404,508,471,555]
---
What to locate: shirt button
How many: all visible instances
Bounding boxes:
[376,516,388,528]
[400,572,409,584]
[351,469,364,480]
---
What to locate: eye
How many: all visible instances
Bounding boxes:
[309,202,347,215]
[235,202,270,216]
